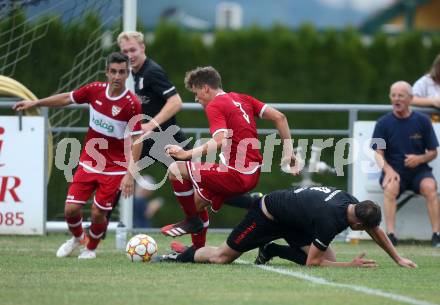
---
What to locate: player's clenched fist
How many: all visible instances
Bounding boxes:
[165,144,189,160]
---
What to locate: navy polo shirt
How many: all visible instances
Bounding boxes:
[371,111,439,174]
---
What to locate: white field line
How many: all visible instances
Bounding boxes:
[6,247,440,257]
[237,260,437,305]
[2,248,124,254]
[335,251,440,257]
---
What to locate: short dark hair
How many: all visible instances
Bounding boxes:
[184,66,222,91]
[355,200,382,229]
[106,52,129,69]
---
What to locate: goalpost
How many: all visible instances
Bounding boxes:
[119,0,137,231]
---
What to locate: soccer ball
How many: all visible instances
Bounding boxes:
[125,234,158,262]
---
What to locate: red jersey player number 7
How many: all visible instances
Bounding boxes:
[161,66,300,250]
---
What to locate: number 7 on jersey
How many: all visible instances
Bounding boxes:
[233,101,250,124]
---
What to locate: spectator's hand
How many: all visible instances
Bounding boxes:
[120,173,134,198]
[397,257,417,268]
[350,253,378,268]
[165,144,189,160]
[12,100,38,111]
[145,197,164,219]
[404,154,422,168]
[382,168,400,188]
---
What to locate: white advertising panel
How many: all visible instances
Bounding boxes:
[352,121,440,240]
[0,116,46,235]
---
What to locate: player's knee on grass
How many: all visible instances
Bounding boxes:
[210,245,241,264]
[209,253,235,264]
[324,247,336,262]
[302,245,335,262]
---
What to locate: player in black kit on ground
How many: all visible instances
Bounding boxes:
[158,186,417,268]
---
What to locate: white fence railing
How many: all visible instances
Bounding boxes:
[1,98,439,235]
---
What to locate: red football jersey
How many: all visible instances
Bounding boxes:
[70,82,143,174]
[205,92,267,173]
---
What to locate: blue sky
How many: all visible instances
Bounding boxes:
[138,0,394,28]
[23,0,395,29]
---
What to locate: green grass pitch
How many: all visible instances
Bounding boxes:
[0,233,439,305]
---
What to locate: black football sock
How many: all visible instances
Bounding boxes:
[177,245,196,263]
[266,243,307,265]
[224,192,263,209]
[224,194,254,209]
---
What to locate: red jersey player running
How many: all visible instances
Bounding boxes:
[162,66,299,250]
[13,52,143,259]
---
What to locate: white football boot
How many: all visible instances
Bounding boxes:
[78,248,96,259]
[56,235,86,258]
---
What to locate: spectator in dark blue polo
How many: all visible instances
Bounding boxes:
[371,81,440,247]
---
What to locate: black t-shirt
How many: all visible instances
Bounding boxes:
[265,186,358,251]
[133,58,178,130]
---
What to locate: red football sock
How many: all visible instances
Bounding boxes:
[192,209,209,249]
[87,221,108,250]
[65,212,84,238]
[171,178,197,218]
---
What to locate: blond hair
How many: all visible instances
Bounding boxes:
[117,31,144,46]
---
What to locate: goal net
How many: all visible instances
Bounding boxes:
[0,0,123,144]
[0,0,126,227]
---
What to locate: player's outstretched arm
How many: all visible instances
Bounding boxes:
[142,94,183,133]
[261,106,300,175]
[165,144,190,160]
[396,257,418,268]
[12,99,38,111]
[12,92,72,111]
[306,244,377,267]
[366,226,417,268]
[165,131,225,160]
